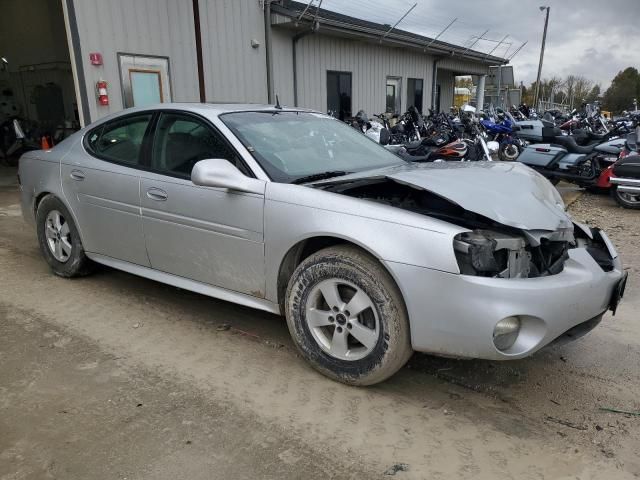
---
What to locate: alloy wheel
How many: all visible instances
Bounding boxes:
[305,279,380,361]
[45,210,72,262]
[618,191,640,205]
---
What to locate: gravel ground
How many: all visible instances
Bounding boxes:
[1,169,639,479]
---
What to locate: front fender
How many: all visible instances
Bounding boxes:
[264,183,466,302]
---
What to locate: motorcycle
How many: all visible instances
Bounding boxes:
[609,130,640,209]
[349,110,391,145]
[0,117,40,166]
[516,121,636,189]
[389,105,494,162]
[480,108,525,160]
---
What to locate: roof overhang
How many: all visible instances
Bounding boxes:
[271,2,509,68]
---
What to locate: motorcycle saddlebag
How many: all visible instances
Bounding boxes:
[517,144,564,167]
[613,154,640,179]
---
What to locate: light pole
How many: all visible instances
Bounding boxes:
[533,6,550,111]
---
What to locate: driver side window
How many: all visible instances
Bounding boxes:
[151,112,247,177]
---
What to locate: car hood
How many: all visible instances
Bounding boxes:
[315,161,571,231]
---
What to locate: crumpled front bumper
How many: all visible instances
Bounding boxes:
[385,246,624,360]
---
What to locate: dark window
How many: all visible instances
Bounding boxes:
[326,71,352,121]
[385,77,402,114]
[151,112,245,177]
[434,84,441,113]
[407,78,424,113]
[386,85,396,113]
[87,113,152,165]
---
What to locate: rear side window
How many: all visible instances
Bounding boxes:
[85,113,152,165]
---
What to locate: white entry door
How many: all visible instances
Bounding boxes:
[118,54,172,108]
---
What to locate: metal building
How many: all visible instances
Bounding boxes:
[0,0,507,130]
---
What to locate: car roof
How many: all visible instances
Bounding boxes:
[125,102,316,116]
[86,103,321,128]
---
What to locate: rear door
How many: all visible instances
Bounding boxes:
[61,113,153,266]
[138,111,265,296]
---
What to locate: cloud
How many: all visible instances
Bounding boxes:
[319,0,640,89]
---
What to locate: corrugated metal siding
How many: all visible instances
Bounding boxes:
[436,69,455,112]
[71,0,199,121]
[282,33,435,115]
[271,29,294,106]
[199,0,268,103]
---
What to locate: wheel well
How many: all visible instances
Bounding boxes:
[276,236,389,310]
[34,191,51,216]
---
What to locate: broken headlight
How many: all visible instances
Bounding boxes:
[453,230,531,278]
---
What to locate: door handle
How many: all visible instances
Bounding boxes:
[146,187,168,201]
[70,170,85,181]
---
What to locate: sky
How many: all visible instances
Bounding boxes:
[317,0,640,89]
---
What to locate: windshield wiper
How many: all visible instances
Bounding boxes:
[291,171,351,184]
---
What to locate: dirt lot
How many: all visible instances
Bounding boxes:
[1,168,639,479]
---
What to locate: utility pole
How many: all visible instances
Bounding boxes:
[533,6,550,111]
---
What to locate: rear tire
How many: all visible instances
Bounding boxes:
[285,245,413,386]
[36,195,93,277]
[612,186,640,209]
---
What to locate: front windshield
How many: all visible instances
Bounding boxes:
[221,111,404,183]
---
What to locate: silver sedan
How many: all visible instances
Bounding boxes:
[18,104,627,385]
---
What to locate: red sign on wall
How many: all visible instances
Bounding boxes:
[89,52,103,65]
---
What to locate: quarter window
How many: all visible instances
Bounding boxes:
[87,113,152,165]
[151,113,244,177]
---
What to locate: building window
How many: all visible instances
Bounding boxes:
[118,54,172,108]
[407,78,424,113]
[434,84,441,113]
[386,77,402,114]
[326,71,352,121]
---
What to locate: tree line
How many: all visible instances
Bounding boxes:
[522,67,640,114]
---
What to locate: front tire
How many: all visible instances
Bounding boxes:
[36,195,93,277]
[498,142,520,161]
[612,186,640,209]
[285,245,412,386]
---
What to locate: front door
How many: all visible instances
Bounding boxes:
[61,112,152,266]
[139,111,265,296]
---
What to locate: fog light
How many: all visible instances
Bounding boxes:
[493,316,521,351]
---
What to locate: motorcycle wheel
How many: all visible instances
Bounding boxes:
[612,186,640,210]
[498,143,520,161]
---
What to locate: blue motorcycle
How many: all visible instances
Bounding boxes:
[480,109,525,161]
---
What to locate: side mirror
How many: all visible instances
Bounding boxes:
[191,159,265,195]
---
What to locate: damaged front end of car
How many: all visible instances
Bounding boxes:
[316,173,616,280]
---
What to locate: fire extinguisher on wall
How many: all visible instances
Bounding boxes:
[96,80,109,106]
